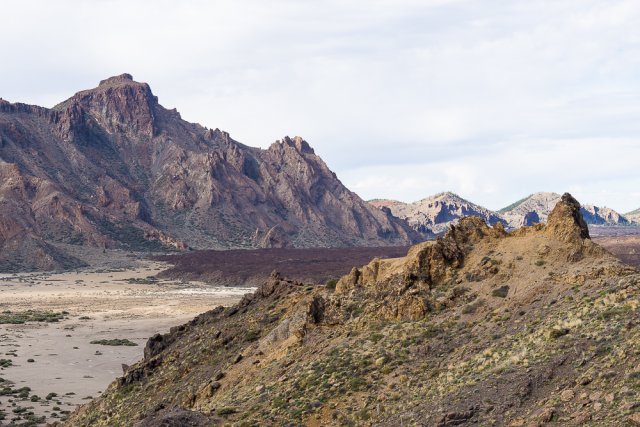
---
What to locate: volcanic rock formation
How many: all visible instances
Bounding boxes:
[67,194,640,426]
[0,75,421,270]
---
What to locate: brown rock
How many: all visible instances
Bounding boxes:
[545,193,590,242]
[560,389,575,402]
[629,413,640,426]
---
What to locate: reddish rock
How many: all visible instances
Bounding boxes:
[0,74,423,270]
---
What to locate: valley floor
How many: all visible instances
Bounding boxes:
[0,260,250,425]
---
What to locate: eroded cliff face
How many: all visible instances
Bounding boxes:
[0,74,421,270]
[66,194,640,426]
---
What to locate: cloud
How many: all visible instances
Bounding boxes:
[1,0,639,212]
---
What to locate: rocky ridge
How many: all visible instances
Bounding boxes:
[627,208,640,224]
[66,194,640,426]
[0,74,421,271]
[500,192,631,228]
[370,191,504,235]
[372,191,634,236]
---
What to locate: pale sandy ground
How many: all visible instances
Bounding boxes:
[0,260,252,425]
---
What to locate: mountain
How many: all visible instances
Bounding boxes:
[500,192,631,228]
[0,74,421,271]
[67,194,640,426]
[627,208,640,224]
[370,191,504,235]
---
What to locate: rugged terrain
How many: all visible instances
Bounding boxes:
[155,246,410,287]
[500,192,632,228]
[627,208,640,224]
[66,194,640,426]
[370,192,503,235]
[370,191,632,236]
[593,227,640,270]
[0,74,420,271]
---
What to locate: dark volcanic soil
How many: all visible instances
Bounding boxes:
[154,246,411,286]
[155,225,640,288]
[591,225,640,269]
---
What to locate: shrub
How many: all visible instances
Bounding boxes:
[90,339,137,346]
[245,330,260,342]
[217,407,237,416]
[549,328,569,339]
[491,285,509,298]
[325,278,338,290]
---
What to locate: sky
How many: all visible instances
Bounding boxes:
[1,0,640,212]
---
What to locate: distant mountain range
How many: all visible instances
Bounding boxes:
[370,191,635,235]
[628,208,640,224]
[370,192,503,234]
[0,74,422,271]
[501,192,632,227]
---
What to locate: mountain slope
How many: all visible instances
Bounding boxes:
[0,74,421,271]
[370,191,504,235]
[627,208,640,224]
[67,194,640,426]
[501,192,631,228]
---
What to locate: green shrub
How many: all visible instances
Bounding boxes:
[325,278,338,290]
[245,330,260,342]
[90,339,137,346]
[217,407,237,416]
[491,285,509,298]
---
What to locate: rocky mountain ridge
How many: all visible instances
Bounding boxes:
[0,74,421,271]
[627,208,640,224]
[370,191,503,235]
[371,191,634,235]
[500,192,632,228]
[66,194,640,426]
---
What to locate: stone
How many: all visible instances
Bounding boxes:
[545,193,590,242]
[560,389,575,402]
[589,391,602,402]
[629,413,640,425]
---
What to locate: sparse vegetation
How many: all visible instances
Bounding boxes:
[0,310,66,324]
[90,339,137,346]
[491,285,509,298]
[325,278,338,290]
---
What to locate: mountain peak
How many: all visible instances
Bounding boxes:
[52,74,160,138]
[545,192,590,242]
[274,136,315,154]
[98,73,135,87]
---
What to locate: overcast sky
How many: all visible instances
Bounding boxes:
[1,0,639,212]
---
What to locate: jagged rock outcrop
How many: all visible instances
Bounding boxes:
[333,216,506,321]
[370,191,504,235]
[66,194,640,426]
[0,75,422,270]
[545,193,590,242]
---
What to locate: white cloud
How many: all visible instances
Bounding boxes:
[1,0,639,212]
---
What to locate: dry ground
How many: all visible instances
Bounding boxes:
[0,260,249,425]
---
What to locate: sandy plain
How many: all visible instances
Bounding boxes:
[0,259,251,424]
